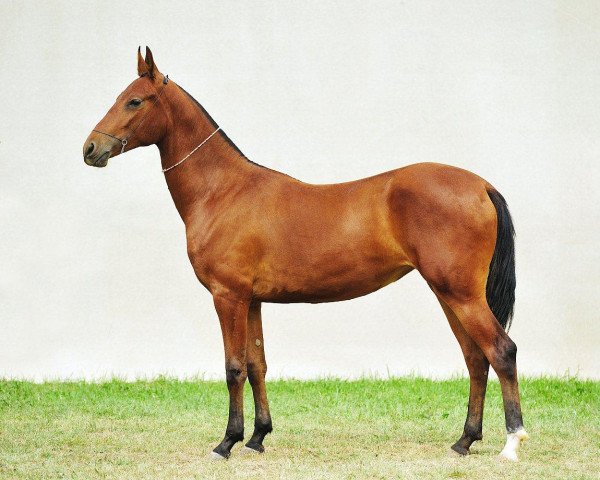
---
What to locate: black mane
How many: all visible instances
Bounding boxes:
[176,84,264,168]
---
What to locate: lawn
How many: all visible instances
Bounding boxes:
[0,377,598,479]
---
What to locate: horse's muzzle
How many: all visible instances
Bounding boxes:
[85,151,110,168]
[83,140,111,168]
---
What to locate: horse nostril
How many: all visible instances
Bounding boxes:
[85,142,95,157]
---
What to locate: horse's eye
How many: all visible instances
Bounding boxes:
[128,98,142,107]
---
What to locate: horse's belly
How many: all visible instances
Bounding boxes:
[253,262,413,304]
[251,178,414,303]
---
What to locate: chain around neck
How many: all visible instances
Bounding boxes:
[161,127,222,173]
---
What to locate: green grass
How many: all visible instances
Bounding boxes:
[0,378,598,479]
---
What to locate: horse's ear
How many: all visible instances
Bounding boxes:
[144,46,159,79]
[137,46,149,77]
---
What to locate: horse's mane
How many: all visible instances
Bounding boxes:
[176,83,266,169]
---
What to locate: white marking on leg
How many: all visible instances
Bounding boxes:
[499,428,529,462]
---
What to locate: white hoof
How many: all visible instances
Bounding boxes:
[498,428,529,462]
[498,449,519,462]
[240,446,261,455]
[209,451,227,461]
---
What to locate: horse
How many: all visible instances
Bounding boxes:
[83,47,528,462]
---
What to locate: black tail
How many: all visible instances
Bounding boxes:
[486,189,516,331]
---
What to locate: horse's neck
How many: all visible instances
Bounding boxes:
[157,84,259,224]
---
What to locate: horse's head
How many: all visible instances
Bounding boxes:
[83,47,169,167]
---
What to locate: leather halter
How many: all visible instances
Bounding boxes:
[93,74,169,154]
[93,73,222,172]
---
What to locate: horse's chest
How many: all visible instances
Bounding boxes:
[186,231,259,293]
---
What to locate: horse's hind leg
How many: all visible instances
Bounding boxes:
[244,302,273,453]
[437,297,489,455]
[439,295,528,461]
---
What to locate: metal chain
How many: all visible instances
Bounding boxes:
[161,127,221,173]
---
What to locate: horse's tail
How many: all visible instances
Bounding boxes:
[485,188,516,332]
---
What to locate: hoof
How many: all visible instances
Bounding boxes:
[448,448,466,458]
[209,451,228,461]
[498,428,529,462]
[498,450,519,462]
[450,444,469,456]
[448,448,469,458]
[241,446,263,455]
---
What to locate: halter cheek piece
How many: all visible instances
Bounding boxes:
[93,74,170,155]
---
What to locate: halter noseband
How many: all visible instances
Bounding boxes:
[93,74,169,154]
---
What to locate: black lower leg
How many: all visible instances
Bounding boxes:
[245,417,273,452]
[213,363,246,458]
[244,362,272,452]
[503,399,524,433]
[451,358,489,455]
[438,297,490,456]
[494,337,525,432]
[451,421,484,455]
[213,419,244,458]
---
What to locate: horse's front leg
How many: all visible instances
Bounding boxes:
[244,301,273,453]
[211,292,250,459]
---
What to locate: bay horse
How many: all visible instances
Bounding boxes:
[83,47,528,461]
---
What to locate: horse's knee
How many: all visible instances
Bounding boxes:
[226,358,247,387]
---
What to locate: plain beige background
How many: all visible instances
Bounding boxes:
[1,1,598,380]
